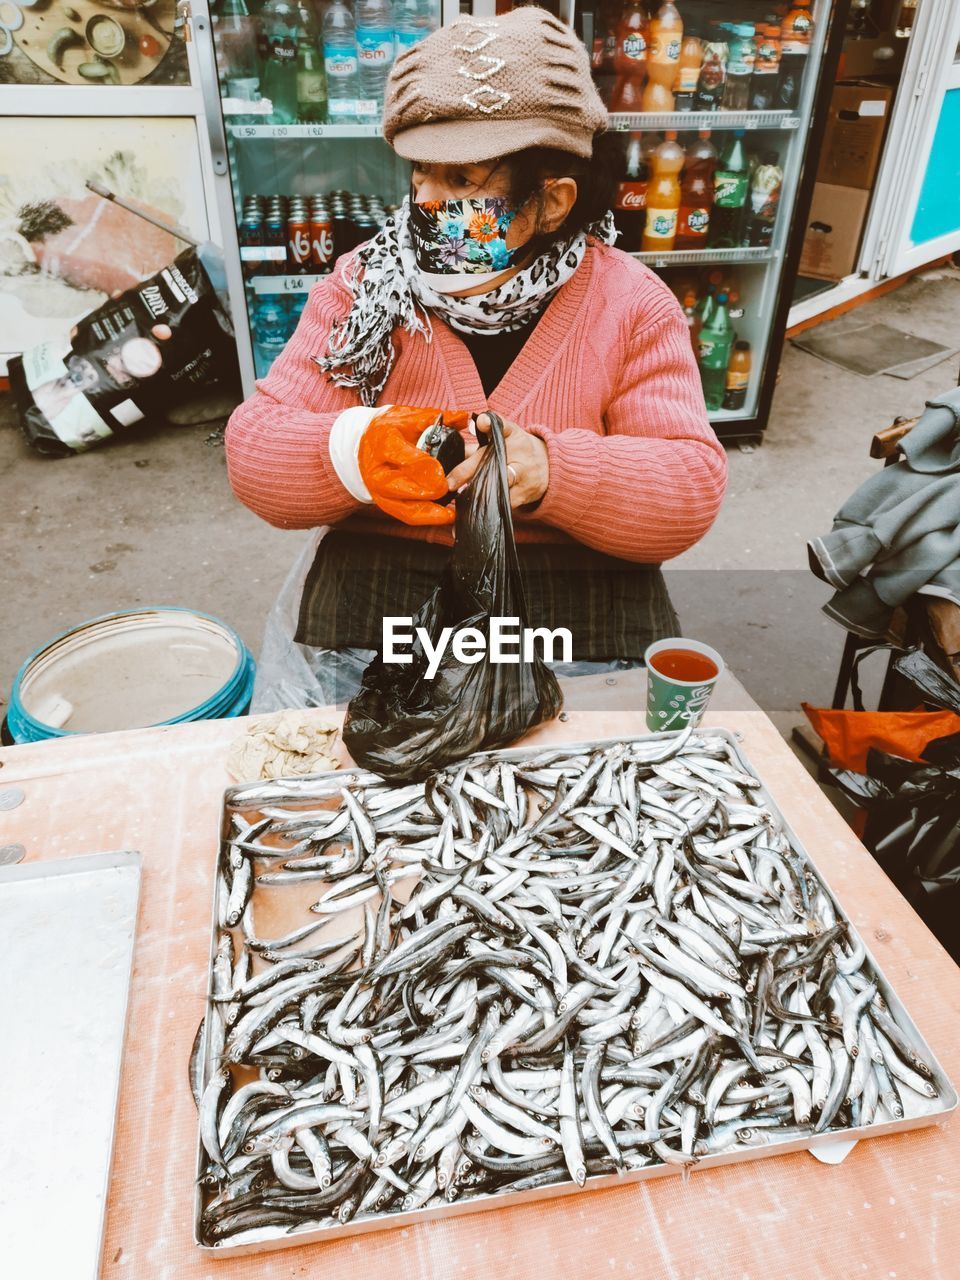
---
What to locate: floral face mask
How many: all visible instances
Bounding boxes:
[409,195,524,294]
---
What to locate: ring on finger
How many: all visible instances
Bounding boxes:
[506,464,518,487]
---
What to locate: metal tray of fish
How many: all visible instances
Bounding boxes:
[193,728,957,1257]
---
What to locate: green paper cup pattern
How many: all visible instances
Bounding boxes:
[644,637,724,733]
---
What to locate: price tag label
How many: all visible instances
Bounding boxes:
[328,99,358,120]
[240,246,286,262]
[252,274,315,295]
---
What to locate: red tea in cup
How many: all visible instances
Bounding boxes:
[648,648,719,683]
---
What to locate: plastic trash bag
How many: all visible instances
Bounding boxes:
[8,246,236,457]
[250,527,378,714]
[823,651,960,960]
[893,648,960,715]
[342,411,563,781]
[804,644,960,773]
[859,743,960,962]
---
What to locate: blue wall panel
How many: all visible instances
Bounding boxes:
[910,86,960,246]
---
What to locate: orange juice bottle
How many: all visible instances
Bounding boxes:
[723,340,751,410]
[647,2,683,88]
[642,131,684,252]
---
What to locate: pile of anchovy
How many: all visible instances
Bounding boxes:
[194,729,942,1247]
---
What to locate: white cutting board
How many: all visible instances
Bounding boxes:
[0,851,142,1277]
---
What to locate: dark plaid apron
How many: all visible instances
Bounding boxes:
[295,531,678,661]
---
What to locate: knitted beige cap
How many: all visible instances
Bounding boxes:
[383,7,607,164]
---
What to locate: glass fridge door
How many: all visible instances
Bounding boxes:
[487,0,834,429]
[867,0,960,280]
[201,0,442,381]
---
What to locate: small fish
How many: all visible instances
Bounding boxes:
[200,730,941,1245]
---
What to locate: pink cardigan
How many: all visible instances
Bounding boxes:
[226,241,727,563]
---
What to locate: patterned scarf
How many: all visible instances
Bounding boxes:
[314,197,618,407]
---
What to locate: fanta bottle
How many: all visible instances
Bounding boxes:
[647,2,683,88]
[642,131,684,253]
[641,78,675,111]
[676,130,716,249]
[612,1,649,81]
[682,289,701,357]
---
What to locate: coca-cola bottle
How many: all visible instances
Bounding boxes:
[614,133,656,252]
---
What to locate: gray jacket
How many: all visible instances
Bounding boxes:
[808,386,960,639]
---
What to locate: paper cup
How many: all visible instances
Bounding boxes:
[644,637,724,733]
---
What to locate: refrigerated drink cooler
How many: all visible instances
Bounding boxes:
[191,0,850,439]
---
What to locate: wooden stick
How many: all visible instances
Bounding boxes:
[870,416,919,460]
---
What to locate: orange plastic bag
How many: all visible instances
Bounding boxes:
[358,405,471,526]
[802,703,960,774]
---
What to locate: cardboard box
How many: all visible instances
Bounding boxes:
[816,80,895,190]
[839,36,905,81]
[798,183,872,281]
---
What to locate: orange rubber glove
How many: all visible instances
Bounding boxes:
[357,405,471,526]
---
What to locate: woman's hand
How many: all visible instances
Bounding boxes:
[446,413,550,509]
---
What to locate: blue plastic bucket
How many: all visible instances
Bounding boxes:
[7,607,256,744]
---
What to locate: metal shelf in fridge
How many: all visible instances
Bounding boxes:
[248,274,327,295]
[629,247,775,268]
[608,109,800,132]
[229,123,384,140]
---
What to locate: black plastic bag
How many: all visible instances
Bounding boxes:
[9,247,236,457]
[823,646,960,958]
[342,412,563,781]
[893,648,960,715]
[843,746,960,961]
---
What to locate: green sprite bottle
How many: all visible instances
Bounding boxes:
[698,291,735,412]
[709,131,749,248]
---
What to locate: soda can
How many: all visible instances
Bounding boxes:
[354,215,377,247]
[264,212,287,276]
[310,209,335,272]
[332,210,354,260]
[239,212,264,280]
[287,211,311,274]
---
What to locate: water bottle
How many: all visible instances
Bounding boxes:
[323,0,360,123]
[394,0,437,55]
[214,0,261,123]
[253,299,290,372]
[356,0,394,116]
[287,294,308,336]
[257,0,301,125]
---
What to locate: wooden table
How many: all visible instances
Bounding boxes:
[2,670,958,1280]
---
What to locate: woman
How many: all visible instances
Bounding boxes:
[226,6,727,710]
